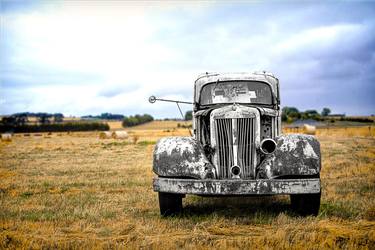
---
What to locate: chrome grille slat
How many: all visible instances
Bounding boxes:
[215,117,255,179]
[220,120,225,178]
[226,120,233,177]
[251,118,254,174]
[238,118,244,176]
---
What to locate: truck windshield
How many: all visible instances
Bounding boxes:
[200,81,273,105]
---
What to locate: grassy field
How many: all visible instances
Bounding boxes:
[110,120,192,131]
[0,123,374,249]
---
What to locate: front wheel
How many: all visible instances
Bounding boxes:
[290,192,321,216]
[158,192,182,216]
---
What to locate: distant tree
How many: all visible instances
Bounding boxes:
[82,113,124,120]
[321,108,331,116]
[184,111,193,121]
[37,113,52,125]
[282,107,323,122]
[281,107,300,122]
[1,115,28,126]
[302,110,321,120]
[1,116,16,126]
[142,114,154,122]
[122,114,154,127]
[281,112,288,122]
[12,113,29,126]
[100,113,109,119]
[100,113,124,120]
[15,114,28,126]
[53,113,64,123]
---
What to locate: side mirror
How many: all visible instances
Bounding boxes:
[147,95,192,105]
[149,96,156,103]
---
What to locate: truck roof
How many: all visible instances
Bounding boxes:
[194,71,279,102]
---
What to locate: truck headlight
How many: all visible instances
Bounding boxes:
[260,138,277,154]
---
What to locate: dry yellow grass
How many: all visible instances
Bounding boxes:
[126,120,192,130]
[108,121,193,142]
[284,125,375,137]
[0,124,374,249]
[107,121,123,130]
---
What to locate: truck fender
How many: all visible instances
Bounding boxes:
[153,137,215,179]
[257,134,321,179]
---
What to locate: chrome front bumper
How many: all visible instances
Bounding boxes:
[153,177,320,195]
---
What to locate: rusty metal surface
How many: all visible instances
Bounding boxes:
[153,133,321,180]
[257,134,321,179]
[153,177,321,195]
[153,137,215,179]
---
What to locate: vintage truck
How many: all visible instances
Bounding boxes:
[150,72,321,216]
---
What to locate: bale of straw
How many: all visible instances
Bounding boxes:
[1,133,12,142]
[303,124,316,135]
[113,131,128,139]
[99,131,113,139]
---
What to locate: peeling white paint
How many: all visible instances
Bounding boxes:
[154,178,321,195]
[303,142,318,158]
[279,134,300,152]
[265,165,272,178]
[155,137,195,159]
[180,156,208,178]
[257,134,321,179]
[153,136,215,179]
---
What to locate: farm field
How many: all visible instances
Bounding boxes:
[111,120,192,131]
[0,123,374,249]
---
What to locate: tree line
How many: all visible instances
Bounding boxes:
[122,114,154,127]
[82,113,124,120]
[1,112,157,131]
[0,122,109,133]
[0,112,109,133]
[281,107,331,123]
[1,112,64,126]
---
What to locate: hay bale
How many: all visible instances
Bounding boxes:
[99,131,113,139]
[303,124,316,135]
[113,131,128,139]
[1,133,12,142]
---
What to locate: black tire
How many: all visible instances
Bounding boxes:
[158,192,183,216]
[290,192,321,216]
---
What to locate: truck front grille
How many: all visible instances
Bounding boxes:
[215,118,256,179]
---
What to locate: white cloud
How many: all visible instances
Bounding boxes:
[7,3,167,74]
[274,24,364,58]
[1,2,190,116]
[1,2,374,116]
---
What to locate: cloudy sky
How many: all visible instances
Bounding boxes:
[1,1,374,118]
